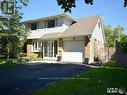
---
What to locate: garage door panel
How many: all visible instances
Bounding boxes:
[62,41,84,62]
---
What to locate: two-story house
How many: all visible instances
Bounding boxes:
[24,14,105,63]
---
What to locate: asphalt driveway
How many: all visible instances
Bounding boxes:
[0,63,90,95]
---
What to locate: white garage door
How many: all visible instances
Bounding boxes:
[62,41,84,62]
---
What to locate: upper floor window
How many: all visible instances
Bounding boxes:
[47,20,55,28]
[31,23,37,30]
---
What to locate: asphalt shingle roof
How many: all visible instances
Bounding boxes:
[58,16,101,37]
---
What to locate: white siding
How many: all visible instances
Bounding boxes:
[57,17,63,27]
[91,20,104,43]
[63,17,72,26]
[38,21,46,29]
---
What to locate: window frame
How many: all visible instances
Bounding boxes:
[32,41,42,52]
[31,23,37,30]
[47,19,56,28]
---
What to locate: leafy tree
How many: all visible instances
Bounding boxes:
[104,25,124,47]
[0,1,29,59]
[104,25,125,58]
[120,34,127,53]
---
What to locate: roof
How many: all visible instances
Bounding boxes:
[58,16,101,38]
[41,32,60,39]
[27,26,68,39]
[23,13,76,23]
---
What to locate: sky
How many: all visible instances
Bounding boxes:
[20,0,127,33]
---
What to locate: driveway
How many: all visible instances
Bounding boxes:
[0,63,90,95]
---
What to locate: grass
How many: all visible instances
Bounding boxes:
[101,61,118,67]
[33,62,127,95]
[0,57,19,68]
[0,63,19,68]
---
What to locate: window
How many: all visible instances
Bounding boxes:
[47,20,55,28]
[31,23,37,30]
[32,41,42,52]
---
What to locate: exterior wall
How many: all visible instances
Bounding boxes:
[58,38,63,60]
[63,17,73,26]
[57,17,64,27]
[38,20,46,29]
[89,37,95,63]
[27,40,32,57]
[84,36,90,63]
[84,36,104,63]
[25,23,31,29]
[91,19,104,43]
[25,16,73,30]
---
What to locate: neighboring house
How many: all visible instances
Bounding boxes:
[24,14,105,63]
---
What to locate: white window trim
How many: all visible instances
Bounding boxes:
[46,19,56,28]
[32,41,42,52]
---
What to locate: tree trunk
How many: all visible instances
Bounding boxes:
[108,47,109,60]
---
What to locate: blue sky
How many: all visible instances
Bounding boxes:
[21,0,127,33]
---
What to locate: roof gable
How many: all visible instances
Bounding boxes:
[58,16,101,37]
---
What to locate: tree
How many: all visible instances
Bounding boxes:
[0,1,29,59]
[104,25,124,47]
[104,25,125,59]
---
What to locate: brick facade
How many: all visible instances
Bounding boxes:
[84,36,90,63]
[27,40,33,57]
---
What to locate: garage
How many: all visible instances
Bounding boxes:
[62,40,84,62]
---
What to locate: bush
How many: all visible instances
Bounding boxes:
[16,57,31,64]
[120,42,127,53]
[28,53,38,61]
[5,59,15,64]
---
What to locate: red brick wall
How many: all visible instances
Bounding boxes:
[27,40,32,57]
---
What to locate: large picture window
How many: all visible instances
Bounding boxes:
[32,41,42,52]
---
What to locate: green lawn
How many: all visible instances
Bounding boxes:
[0,57,5,64]
[33,62,127,95]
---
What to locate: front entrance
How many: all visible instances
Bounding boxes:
[43,40,58,59]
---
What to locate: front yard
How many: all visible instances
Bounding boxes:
[0,58,127,95]
[34,62,127,95]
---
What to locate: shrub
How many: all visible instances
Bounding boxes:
[28,53,38,61]
[5,59,15,64]
[16,57,31,64]
[120,42,127,53]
